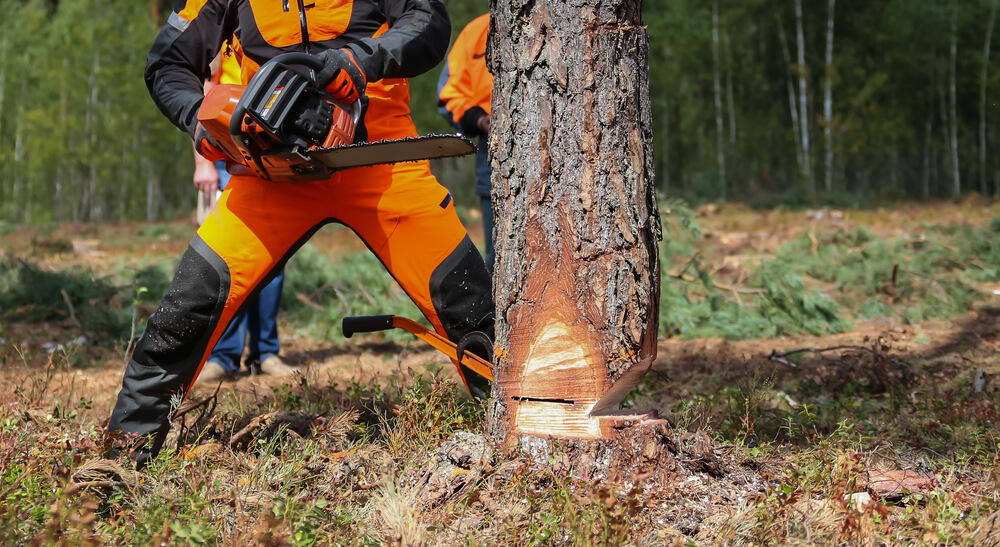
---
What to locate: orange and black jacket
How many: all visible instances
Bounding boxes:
[437,12,491,138]
[146,0,450,138]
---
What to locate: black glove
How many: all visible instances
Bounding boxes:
[316,49,367,104]
[459,106,489,137]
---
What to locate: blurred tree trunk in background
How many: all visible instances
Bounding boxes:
[981,0,997,195]
[795,0,813,197]
[823,0,836,193]
[949,0,961,198]
[713,1,726,201]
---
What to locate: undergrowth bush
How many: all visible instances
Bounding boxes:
[658,200,850,340]
[0,257,167,342]
[282,243,425,342]
[774,223,990,324]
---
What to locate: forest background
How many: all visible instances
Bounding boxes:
[2,0,998,225]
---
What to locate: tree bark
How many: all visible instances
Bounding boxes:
[795,0,813,195]
[823,0,836,193]
[981,0,997,196]
[923,112,933,199]
[487,0,663,442]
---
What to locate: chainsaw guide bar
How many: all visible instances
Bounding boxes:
[309,134,476,171]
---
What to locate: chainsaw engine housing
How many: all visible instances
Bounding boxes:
[198,53,359,182]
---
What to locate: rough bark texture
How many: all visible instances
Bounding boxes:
[486,0,662,442]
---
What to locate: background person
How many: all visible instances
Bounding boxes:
[437,13,494,269]
[192,49,293,384]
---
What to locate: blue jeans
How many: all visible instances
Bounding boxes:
[208,161,283,372]
[480,194,494,269]
[208,271,284,372]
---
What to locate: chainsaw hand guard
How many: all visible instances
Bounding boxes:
[194,123,228,163]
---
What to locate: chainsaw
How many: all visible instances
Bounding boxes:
[197,52,475,182]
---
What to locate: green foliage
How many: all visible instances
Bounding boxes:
[7,0,1000,222]
[0,256,167,342]
[773,221,997,324]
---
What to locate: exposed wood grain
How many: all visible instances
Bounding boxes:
[487,0,662,441]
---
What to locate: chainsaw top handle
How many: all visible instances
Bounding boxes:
[227,52,362,179]
[228,53,362,140]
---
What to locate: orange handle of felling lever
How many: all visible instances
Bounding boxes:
[342,315,494,382]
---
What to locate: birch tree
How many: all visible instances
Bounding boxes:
[981,0,997,195]
[823,0,836,193]
[795,0,813,194]
[713,1,727,200]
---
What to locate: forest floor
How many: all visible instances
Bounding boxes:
[1,200,999,545]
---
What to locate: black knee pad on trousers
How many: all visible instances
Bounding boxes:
[107,236,230,462]
[429,235,494,342]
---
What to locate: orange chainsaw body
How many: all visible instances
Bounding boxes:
[196,53,359,182]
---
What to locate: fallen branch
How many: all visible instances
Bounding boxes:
[295,292,325,311]
[60,289,89,340]
[172,383,221,422]
[64,480,124,496]
[672,273,767,296]
[768,344,913,370]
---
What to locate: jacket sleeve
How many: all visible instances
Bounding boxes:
[346,0,450,82]
[145,0,235,138]
[437,19,487,137]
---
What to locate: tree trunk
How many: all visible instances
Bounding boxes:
[795,0,813,195]
[662,107,670,197]
[939,68,952,199]
[949,0,960,198]
[923,112,933,199]
[487,0,663,443]
[712,1,727,201]
[823,0,836,193]
[777,18,804,176]
[981,0,997,196]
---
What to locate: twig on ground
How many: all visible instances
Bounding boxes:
[672,273,767,296]
[671,252,701,280]
[296,292,325,311]
[60,289,89,340]
[173,383,222,422]
[768,343,913,370]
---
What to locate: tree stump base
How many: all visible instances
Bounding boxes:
[513,419,683,483]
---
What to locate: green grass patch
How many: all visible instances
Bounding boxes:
[282,243,426,342]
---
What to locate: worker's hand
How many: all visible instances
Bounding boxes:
[194,123,228,163]
[459,106,490,137]
[316,49,367,104]
[193,154,220,205]
[477,114,491,134]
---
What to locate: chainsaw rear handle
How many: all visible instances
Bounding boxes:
[342,314,394,338]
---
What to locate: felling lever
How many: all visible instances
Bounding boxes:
[342,315,494,389]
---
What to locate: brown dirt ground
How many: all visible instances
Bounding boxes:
[3,201,1000,542]
[3,200,1000,433]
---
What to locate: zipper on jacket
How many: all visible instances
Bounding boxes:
[296,0,311,54]
[282,0,289,12]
